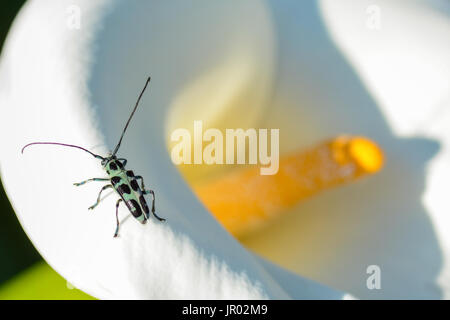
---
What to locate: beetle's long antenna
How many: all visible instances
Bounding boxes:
[112,76,151,156]
[21,142,106,160]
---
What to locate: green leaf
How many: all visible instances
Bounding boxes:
[0,262,94,300]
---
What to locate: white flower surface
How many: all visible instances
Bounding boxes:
[1,0,449,300]
[0,0,347,299]
[242,0,450,299]
[317,0,450,299]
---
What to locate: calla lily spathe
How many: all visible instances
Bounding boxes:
[1,0,449,299]
[0,0,346,299]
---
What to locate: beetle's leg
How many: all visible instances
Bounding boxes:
[114,198,123,238]
[89,184,113,210]
[143,189,166,221]
[134,175,146,189]
[117,158,127,167]
[74,178,109,186]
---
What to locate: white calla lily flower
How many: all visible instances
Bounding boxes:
[0,0,347,299]
[0,0,449,300]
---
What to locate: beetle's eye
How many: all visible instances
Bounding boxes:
[109,162,118,170]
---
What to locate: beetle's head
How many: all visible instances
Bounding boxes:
[101,154,116,167]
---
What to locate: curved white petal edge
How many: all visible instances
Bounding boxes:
[0,0,348,299]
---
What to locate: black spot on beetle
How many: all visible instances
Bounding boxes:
[130,179,139,191]
[109,162,118,171]
[116,161,123,169]
[111,176,121,185]
[126,199,142,217]
[126,170,134,177]
[118,184,131,194]
[139,195,149,213]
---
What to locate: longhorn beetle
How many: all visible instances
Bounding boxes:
[22,77,166,237]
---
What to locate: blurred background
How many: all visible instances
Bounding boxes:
[0,0,91,299]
